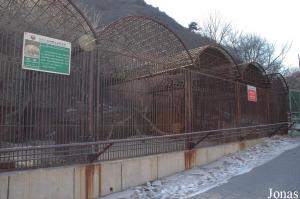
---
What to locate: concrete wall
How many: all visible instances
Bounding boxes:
[158,152,185,177]
[0,138,263,199]
[0,167,74,199]
[0,175,8,199]
[122,156,157,190]
[100,161,122,196]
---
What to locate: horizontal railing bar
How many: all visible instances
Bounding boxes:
[0,122,288,153]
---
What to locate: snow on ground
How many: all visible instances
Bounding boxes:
[100,136,300,199]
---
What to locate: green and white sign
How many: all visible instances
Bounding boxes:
[22,32,71,75]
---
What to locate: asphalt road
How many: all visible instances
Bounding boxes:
[191,142,300,199]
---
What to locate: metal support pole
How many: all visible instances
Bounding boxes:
[88,51,95,140]
[184,70,192,133]
[235,83,241,127]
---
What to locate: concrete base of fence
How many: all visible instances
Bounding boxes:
[0,138,265,199]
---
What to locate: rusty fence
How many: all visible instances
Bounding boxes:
[0,42,289,171]
[0,15,289,171]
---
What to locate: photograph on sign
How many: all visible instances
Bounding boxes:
[247,85,257,102]
[22,32,71,75]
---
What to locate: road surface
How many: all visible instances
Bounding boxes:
[191,143,300,199]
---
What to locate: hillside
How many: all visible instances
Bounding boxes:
[77,0,211,49]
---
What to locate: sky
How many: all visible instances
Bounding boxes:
[145,0,299,68]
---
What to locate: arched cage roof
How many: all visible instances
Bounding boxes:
[238,62,270,87]
[95,16,194,79]
[0,0,95,44]
[238,62,267,75]
[188,44,239,79]
[267,73,289,93]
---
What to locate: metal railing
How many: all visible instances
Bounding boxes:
[0,122,288,171]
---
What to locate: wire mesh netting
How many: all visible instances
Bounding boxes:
[0,0,95,43]
[0,7,289,171]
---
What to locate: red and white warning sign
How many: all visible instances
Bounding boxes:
[247,85,257,102]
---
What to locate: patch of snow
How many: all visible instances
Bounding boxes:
[152,180,162,187]
[294,123,300,129]
[99,136,300,199]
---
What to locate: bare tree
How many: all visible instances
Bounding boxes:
[281,66,298,77]
[198,12,233,44]
[281,66,300,89]
[77,2,104,31]
[228,33,291,73]
[197,12,291,73]
[285,70,300,89]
